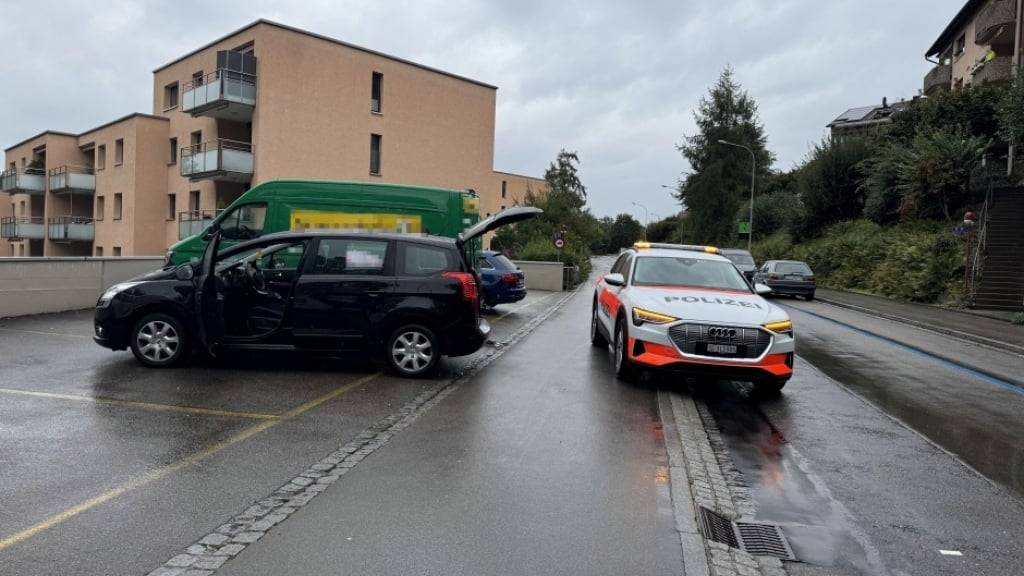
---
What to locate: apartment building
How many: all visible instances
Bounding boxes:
[924,0,1022,96]
[1,20,545,257]
[827,98,911,141]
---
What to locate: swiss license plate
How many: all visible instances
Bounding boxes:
[786,275,803,280]
[696,342,747,357]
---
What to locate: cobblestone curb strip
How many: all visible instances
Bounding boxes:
[660,391,787,576]
[146,289,580,576]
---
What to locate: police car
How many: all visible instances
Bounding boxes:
[591,242,794,394]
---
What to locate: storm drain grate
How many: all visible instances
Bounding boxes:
[698,507,796,561]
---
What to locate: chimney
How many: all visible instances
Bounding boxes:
[882,96,889,108]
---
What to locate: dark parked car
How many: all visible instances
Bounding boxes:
[478,250,526,308]
[754,260,816,300]
[720,248,757,282]
[93,208,541,377]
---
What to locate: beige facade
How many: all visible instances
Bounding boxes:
[924,0,1021,96]
[2,20,545,257]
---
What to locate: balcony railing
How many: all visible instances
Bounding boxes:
[976,0,1015,45]
[178,209,224,240]
[1,169,46,195]
[972,55,1013,85]
[1,216,45,240]
[180,139,254,183]
[182,68,256,121]
[923,64,952,96]
[48,165,96,195]
[47,216,95,242]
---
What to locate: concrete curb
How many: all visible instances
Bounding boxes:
[814,295,1024,358]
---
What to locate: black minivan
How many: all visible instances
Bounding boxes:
[93,208,540,377]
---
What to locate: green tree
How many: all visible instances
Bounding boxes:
[998,74,1024,146]
[790,137,871,238]
[677,67,774,244]
[607,214,644,252]
[647,214,683,243]
[898,128,987,221]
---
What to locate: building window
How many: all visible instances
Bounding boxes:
[192,70,204,87]
[167,194,176,220]
[19,200,25,216]
[190,131,202,148]
[96,196,105,221]
[97,145,106,170]
[114,139,124,166]
[955,33,966,57]
[371,72,383,113]
[19,244,25,256]
[501,180,507,199]
[168,138,177,164]
[113,247,121,257]
[95,246,103,257]
[370,134,382,175]
[113,193,123,220]
[500,205,506,211]
[189,190,200,212]
[164,83,179,110]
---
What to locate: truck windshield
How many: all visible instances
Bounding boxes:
[219,203,267,241]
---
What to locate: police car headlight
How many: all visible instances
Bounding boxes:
[97,282,140,308]
[763,319,793,334]
[632,307,678,326]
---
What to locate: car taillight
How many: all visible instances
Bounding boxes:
[769,273,781,280]
[501,273,519,284]
[443,271,479,304]
[807,275,816,283]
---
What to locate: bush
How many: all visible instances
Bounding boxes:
[516,237,591,287]
[737,190,799,240]
[752,219,963,304]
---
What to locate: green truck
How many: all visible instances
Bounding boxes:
[167,180,482,266]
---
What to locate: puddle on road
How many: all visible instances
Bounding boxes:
[695,383,882,575]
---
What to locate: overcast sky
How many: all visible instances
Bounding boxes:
[0,0,964,219]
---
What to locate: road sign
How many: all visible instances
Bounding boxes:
[554,238,565,249]
[738,221,751,234]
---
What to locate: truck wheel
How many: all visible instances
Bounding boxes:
[590,300,608,348]
[614,318,637,382]
[386,324,440,378]
[130,313,190,368]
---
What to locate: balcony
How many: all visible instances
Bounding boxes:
[923,64,952,97]
[976,0,1016,45]
[180,139,253,182]
[182,68,256,122]
[1,216,45,240]
[973,55,1013,85]
[49,165,96,195]
[178,209,223,240]
[47,216,95,242]
[1,169,46,195]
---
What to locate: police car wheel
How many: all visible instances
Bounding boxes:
[614,319,636,381]
[386,324,440,378]
[590,300,607,347]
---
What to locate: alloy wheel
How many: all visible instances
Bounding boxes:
[136,320,180,363]
[391,330,434,374]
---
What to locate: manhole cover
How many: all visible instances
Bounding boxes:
[698,507,796,561]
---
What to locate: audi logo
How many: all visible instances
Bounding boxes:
[707,327,737,339]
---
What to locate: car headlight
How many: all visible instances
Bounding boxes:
[97,282,140,308]
[632,307,678,326]
[763,319,793,334]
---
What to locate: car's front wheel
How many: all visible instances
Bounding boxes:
[614,318,637,382]
[130,313,190,368]
[386,324,440,378]
[590,300,608,348]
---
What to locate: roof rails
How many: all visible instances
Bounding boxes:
[633,241,719,254]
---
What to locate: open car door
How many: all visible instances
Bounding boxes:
[456,206,543,248]
[193,229,224,355]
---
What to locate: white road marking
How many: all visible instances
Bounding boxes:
[939,550,963,556]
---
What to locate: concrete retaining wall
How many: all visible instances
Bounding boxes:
[0,257,165,318]
[513,260,565,292]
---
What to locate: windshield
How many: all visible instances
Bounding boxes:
[632,256,751,291]
[777,261,812,275]
[491,254,517,270]
[723,251,755,266]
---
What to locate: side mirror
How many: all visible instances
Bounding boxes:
[605,273,626,287]
[175,264,195,281]
[754,283,772,296]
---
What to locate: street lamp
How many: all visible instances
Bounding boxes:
[718,139,756,252]
[660,181,687,243]
[631,201,649,240]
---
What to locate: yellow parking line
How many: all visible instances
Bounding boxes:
[0,388,281,421]
[0,371,380,552]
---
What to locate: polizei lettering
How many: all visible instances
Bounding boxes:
[663,295,762,309]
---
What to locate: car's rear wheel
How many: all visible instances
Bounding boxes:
[386,324,440,378]
[754,377,788,397]
[590,300,608,348]
[614,318,636,381]
[804,292,815,301]
[130,313,189,368]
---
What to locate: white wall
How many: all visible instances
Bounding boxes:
[0,257,164,318]
[513,260,565,292]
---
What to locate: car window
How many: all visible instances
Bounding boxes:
[312,239,389,275]
[478,257,495,270]
[611,253,628,274]
[632,256,750,291]
[402,243,456,276]
[219,203,267,241]
[492,254,517,270]
[263,243,306,271]
[723,251,755,266]
[777,262,812,275]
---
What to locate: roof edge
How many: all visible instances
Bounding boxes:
[926,0,985,58]
[152,19,498,90]
[493,169,546,181]
[78,112,169,139]
[4,130,78,152]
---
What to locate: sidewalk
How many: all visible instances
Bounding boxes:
[814,288,1024,355]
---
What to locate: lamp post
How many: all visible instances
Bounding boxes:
[661,181,687,243]
[718,140,756,252]
[631,201,649,240]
